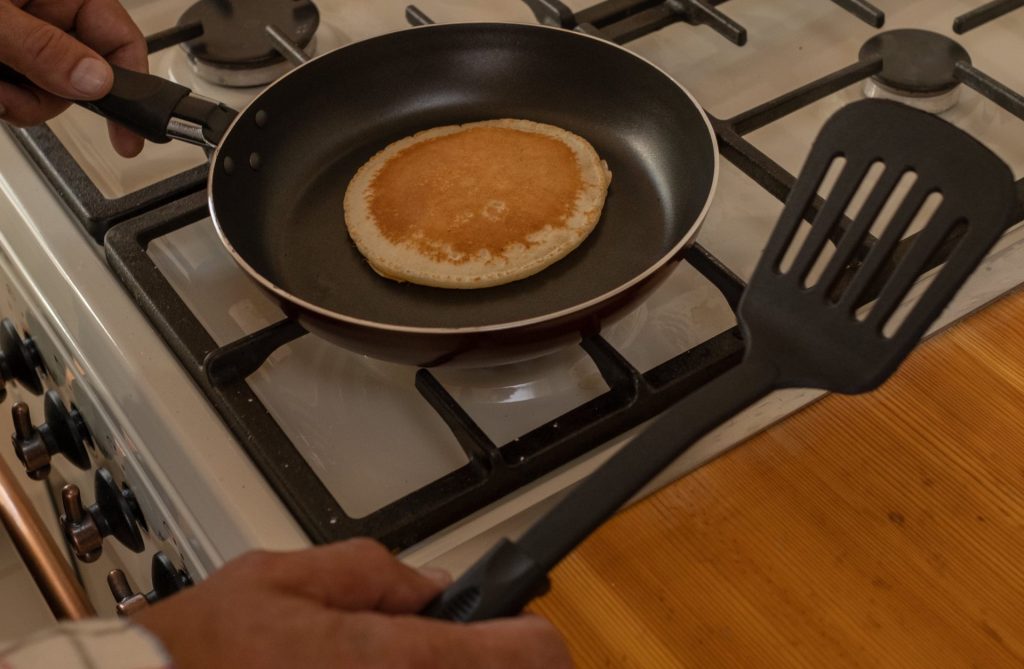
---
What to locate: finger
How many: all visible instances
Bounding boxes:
[73,0,148,157]
[14,0,148,155]
[107,121,144,157]
[66,0,146,58]
[0,80,69,127]
[0,3,112,100]
[338,613,574,669]
[102,24,146,157]
[231,540,451,614]
[8,0,145,63]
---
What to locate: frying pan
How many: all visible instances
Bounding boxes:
[32,23,720,366]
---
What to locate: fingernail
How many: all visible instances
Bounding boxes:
[70,58,111,97]
[418,567,453,588]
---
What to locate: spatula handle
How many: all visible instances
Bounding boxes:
[418,539,550,621]
[421,357,780,621]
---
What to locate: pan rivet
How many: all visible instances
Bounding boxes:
[249,153,262,171]
[254,110,268,128]
[223,157,235,174]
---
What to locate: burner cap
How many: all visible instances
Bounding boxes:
[859,29,971,96]
[179,0,319,72]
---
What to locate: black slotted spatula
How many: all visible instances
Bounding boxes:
[421,99,1018,622]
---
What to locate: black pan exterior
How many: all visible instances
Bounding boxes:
[211,23,717,366]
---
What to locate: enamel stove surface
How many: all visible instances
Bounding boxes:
[1,0,1023,614]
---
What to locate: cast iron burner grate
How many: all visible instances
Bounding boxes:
[9,3,1024,547]
[105,16,1024,547]
[409,0,885,46]
[509,0,884,45]
[954,0,1024,33]
[105,196,746,548]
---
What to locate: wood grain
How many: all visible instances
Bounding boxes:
[533,288,1024,668]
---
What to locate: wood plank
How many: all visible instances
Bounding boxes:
[534,288,1024,667]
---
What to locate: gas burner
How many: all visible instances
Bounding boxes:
[178,0,320,88]
[859,30,971,114]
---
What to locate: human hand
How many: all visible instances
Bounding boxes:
[134,539,574,669]
[0,0,147,156]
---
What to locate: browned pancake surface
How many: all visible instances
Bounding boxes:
[369,127,584,263]
[344,119,612,289]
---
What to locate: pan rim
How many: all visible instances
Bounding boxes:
[209,21,720,336]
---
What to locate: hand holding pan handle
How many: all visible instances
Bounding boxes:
[81,66,236,148]
[0,62,236,148]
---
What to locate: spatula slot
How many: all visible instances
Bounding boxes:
[838,181,940,314]
[801,238,835,289]
[803,160,889,289]
[847,189,945,327]
[840,170,924,312]
[778,156,847,276]
[819,166,917,303]
[844,161,889,224]
[860,190,946,324]
[878,214,965,338]
[866,171,921,242]
[778,222,810,276]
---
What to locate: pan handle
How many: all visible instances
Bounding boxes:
[0,62,236,148]
[83,66,237,148]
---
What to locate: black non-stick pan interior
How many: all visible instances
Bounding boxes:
[211,23,716,329]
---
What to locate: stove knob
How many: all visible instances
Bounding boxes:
[150,551,192,598]
[108,553,192,616]
[107,570,148,616]
[10,393,91,479]
[60,484,103,562]
[10,403,48,479]
[60,468,146,563]
[0,319,44,398]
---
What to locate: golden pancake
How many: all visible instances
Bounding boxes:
[343,119,612,289]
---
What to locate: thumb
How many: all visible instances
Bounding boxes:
[0,3,113,100]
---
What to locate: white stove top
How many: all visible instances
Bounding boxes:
[1,0,1023,601]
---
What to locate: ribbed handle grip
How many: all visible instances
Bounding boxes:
[420,540,549,621]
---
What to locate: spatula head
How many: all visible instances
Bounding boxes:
[740,99,1017,394]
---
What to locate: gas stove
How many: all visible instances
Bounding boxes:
[0,0,1022,617]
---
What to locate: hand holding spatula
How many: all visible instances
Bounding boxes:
[422,99,1019,622]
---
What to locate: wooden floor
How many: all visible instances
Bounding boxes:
[534,287,1024,667]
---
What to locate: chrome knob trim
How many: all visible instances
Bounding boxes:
[60,484,103,563]
[107,570,149,616]
[11,403,50,480]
